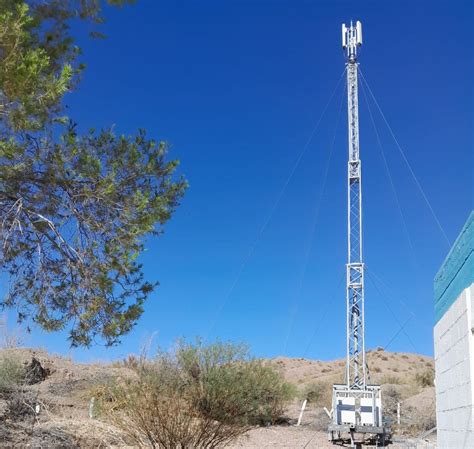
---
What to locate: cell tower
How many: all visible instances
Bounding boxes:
[327,21,390,448]
[344,19,366,391]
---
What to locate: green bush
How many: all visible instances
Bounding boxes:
[98,340,294,447]
[0,353,25,394]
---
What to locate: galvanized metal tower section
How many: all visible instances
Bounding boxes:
[328,21,389,447]
[343,21,366,390]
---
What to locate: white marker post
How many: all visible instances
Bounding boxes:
[297,399,307,426]
[89,397,96,419]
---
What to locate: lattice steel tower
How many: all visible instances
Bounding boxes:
[343,20,366,391]
[329,22,387,447]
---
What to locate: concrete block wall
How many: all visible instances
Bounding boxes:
[434,286,473,449]
[434,211,474,449]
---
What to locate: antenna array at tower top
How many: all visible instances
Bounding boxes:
[342,21,362,61]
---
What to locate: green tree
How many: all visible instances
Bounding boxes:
[0,1,187,346]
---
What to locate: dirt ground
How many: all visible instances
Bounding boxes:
[231,428,435,448]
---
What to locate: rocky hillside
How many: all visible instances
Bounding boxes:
[0,347,435,448]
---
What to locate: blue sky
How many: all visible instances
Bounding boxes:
[13,1,473,362]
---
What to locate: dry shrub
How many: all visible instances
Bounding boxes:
[382,385,401,429]
[5,389,37,420]
[117,353,143,370]
[0,316,24,349]
[406,405,436,434]
[25,358,50,385]
[300,380,333,408]
[382,385,436,436]
[397,402,436,436]
[0,354,40,429]
[380,375,401,385]
[415,369,434,387]
[98,340,294,448]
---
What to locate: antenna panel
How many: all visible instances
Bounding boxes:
[356,21,363,45]
[342,24,347,48]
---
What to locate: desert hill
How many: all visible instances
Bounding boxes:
[0,347,435,448]
[275,348,434,387]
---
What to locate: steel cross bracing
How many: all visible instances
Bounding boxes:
[345,23,366,391]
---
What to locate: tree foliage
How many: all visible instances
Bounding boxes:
[0,1,187,346]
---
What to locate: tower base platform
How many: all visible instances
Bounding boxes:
[328,424,391,447]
